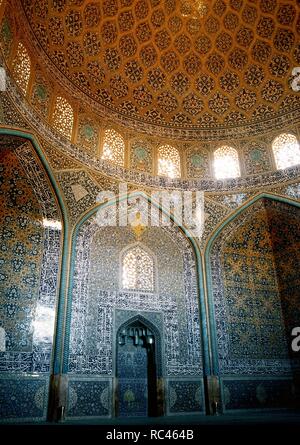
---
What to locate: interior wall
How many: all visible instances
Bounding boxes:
[66,215,205,419]
[1,137,299,421]
[265,200,300,349]
[0,139,63,422]
[210,198,300,412]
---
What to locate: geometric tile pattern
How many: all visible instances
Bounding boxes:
[68,217,203,378]
[118,345,148,419]
[265,199,300,352]
[3,79,300,192]
[0,376,48,421]
[242,140,272,175]
[130,139,153,174]
[222,378,298,411]
[19,0,300,136]
[67,379,111,418]
[167,379,204,414]
[0,142,62,374]
[0,138,62,422]
[56,170,102,224]
[210,198,300,376]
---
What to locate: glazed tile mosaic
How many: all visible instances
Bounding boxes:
[0,139,62,421]
[0,376,48,421]
[67,379,112,419]
[1,77,300,194]
[210,198,300,376]
[1,0,300,420]
[68,219,202,378]
[0,135,300,419]
[9,0,300,140]
[167,379,204,415]
[117,334,149,418]
[221,378,298,411]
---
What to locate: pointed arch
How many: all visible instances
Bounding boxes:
[64,191,210,378]
[116,313,163,377]
[0,127,69,376]
[116,313,164,416]
[204,192,300,375]
[117,314,161,340]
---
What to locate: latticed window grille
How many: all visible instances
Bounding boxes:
[213,145,241,179]
[102,128,125,166]
[158,145,181,178]
[122,245,154,292]
[12,43,31,94]
[52,96,74,139]
[272,133,300,170]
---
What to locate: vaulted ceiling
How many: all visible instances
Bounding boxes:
[20,0,300,133]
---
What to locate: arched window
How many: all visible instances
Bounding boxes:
[102,128,125,166]
[0,327,5,352]
[213,146,241,179]
[52,96,74,139]
[122,245,155,292]
[158,145,181,178]
[12,42,31,94]
[272,133,300,170]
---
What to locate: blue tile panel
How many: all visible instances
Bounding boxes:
[222,378,298,411]
[0,376,48,421]
[67,379,111,418]
[167,380,205,414]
